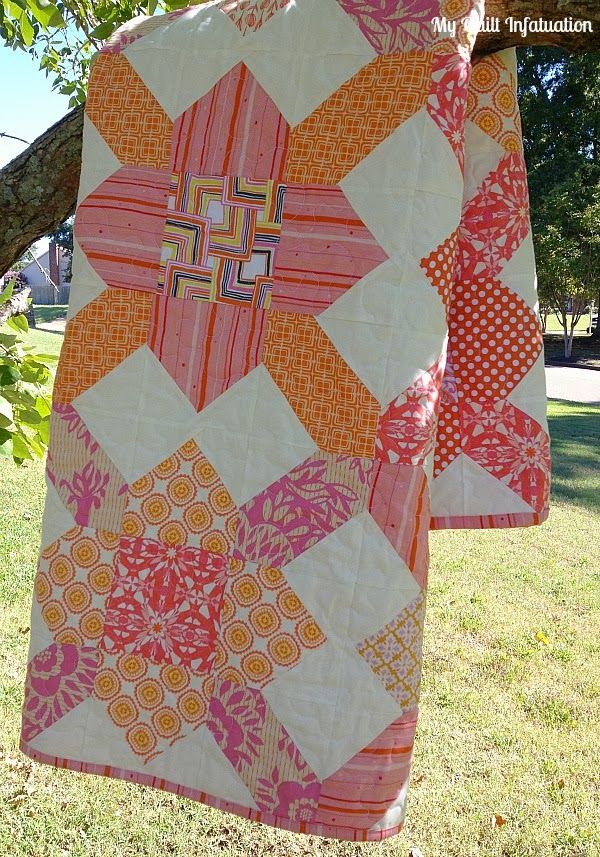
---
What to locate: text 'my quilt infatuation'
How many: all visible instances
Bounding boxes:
[19,0,550,842]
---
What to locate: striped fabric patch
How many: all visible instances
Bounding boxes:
[270,184,388,315]
[316,711,417,830]
[148,295,268,411]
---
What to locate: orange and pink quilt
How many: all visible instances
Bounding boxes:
[20,0,550,841]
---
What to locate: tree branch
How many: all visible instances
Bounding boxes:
[0,0,599,276]
[475,0,600,55]
[0,106,84,277]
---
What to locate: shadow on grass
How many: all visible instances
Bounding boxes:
[548,401,600,512]
[33,304,67,324]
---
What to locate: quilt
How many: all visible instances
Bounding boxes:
[19,0,550,842]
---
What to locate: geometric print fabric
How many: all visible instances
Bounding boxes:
[22,0,549,845]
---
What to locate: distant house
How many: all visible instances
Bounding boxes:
[18,242,71,305]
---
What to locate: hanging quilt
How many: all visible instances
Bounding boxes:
[19,0,550,842]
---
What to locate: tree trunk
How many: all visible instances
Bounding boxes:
[1,0,599,277]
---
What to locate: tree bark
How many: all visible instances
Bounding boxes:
[0,0,599,277]
[474,0,600,55]
[0,106,83,277]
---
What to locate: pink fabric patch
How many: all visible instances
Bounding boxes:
[75,166,170,292]
[337,0,441,53]
[149,296,268,411]
[461,401,551,512]
[458,151,531,280]
[47,404,127,532]
[316,709,417,828]
[270,184,389,315]
[234,453,374,566]
[208,678,321,820]
[376,358,445,465]
[102,537,228,674]
[170,63,290,182]
[427,49,471,173]
[368,461,429,589]
[22,644,99,742]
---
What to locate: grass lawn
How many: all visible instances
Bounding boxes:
[0,329,598,856]
[544,313,594,336]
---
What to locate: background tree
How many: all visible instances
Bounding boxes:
[518,48,600,354]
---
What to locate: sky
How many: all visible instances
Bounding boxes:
[1,45,71,254]
[0,45,70,167]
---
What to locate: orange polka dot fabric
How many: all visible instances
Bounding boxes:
[21,2,549,844]
[448,278,543,401]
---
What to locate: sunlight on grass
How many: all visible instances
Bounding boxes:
[0,396,598,857]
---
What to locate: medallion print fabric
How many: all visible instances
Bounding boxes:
[20,0,550,842]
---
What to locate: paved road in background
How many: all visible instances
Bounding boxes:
[545,367,600,405]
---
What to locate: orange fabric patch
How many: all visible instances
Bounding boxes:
[86,54,173,168]
[421,229,458,312]
[262,311,379,458]
[468,54,522,154]
[449,279,542,401]
[285,52,434,185]
[53,289,152,403]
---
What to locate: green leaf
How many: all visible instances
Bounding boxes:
[28,0,65,29]
[0,428,14,458]
[20,359,50,384]
[6,313,29,333]
[37,416,50,445]
[19,10,35,46]
[0,365,20,386]
[21,407,42,426]
[34,395,52,417]
[90,20,114,40]
[32,352,58,363]
[11,432,34,460]
[27,434,45,457]
[0,280,14,305]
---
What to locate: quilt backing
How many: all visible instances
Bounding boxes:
[19,0,550,842]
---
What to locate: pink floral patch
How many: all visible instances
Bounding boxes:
[427,49,471,173]
[462,401,551,512]
[218,0,292,35]
[376,358,445,465]
[47,404,127,534]
[101,537,228,674]
[22,644,99,742]
[337,0,441,53]
[234,452,374,566]
[208,679,267,769]
[208,678,320,820]
[458,151,531,280]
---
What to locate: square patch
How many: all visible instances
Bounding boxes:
[101,536,228,675]
[159,173,286,307]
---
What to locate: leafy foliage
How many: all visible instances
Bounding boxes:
[0,279,56,463]
[0,0,206,106]
[518,48,600,354]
